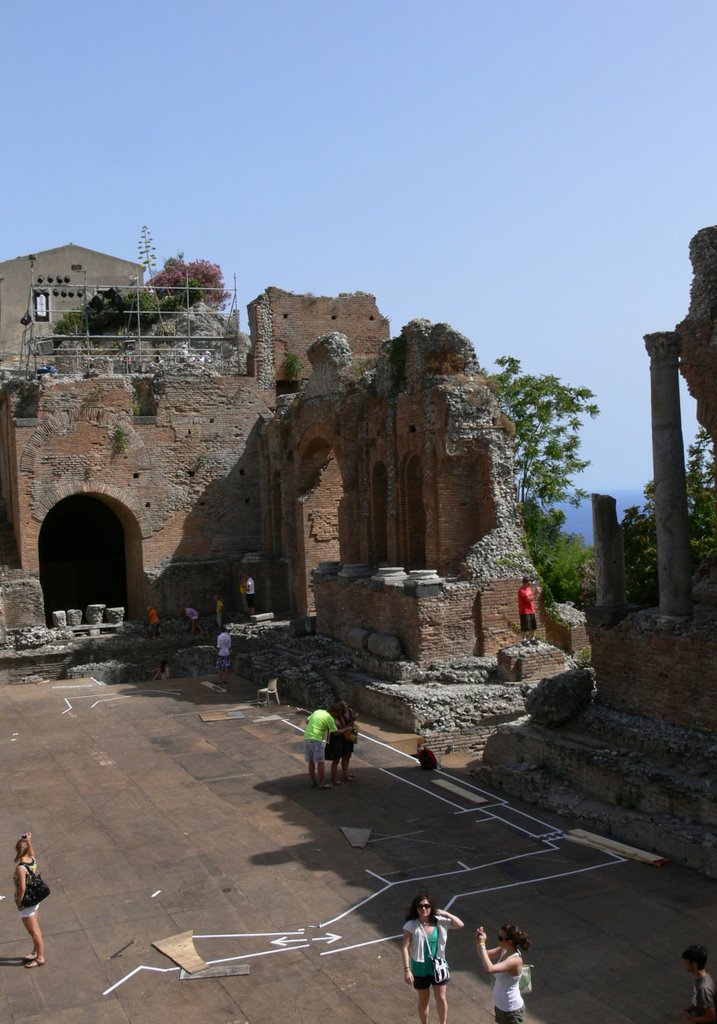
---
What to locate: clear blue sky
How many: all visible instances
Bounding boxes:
[3,0,714,492]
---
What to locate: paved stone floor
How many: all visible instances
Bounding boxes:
[1,673,715,1023]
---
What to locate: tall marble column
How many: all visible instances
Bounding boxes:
[644,331,693,617]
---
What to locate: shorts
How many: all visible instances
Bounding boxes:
[495,1007,524,1024]
[519,613,536,632]
[19,904,39,918]
[304,739,325,762]
[413,974,447,990]
[215,655,230,670]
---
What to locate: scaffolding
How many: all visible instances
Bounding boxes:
[20,264,242,378]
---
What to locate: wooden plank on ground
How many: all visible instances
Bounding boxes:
[152,930,208,973]
[199,707,246,722]
[432,778,488,804]
[180,964,250,980]
[566,829,669,865]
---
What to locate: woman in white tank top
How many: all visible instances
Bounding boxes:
[475,923,531,1023]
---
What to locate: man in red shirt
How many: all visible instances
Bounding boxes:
[518,577,539,646]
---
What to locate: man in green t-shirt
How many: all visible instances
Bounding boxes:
[303,706,346,789]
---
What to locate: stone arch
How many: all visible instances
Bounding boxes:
[20,406,144,474]
[400,452,426,570]
[295,430,344,614]
[35,486,147,621]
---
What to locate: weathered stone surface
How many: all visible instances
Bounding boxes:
[366,632,402,660]
[85,604,106,625]
[52,610,67,627]
[524,667,595,726]
[344,627,371,651]
[104,607,125,624]
[66,609,82,626]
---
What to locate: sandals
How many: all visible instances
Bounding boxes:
[24,958,45,968]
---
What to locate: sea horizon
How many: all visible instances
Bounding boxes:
[558,488,645,544]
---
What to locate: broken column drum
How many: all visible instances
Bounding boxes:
[644,332,693,618]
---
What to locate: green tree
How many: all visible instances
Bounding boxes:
[493,356,600,509]
[622,427,716,606]
[493,357,599,608]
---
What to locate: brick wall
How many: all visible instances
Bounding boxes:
[590,615,717,732]
[315,577,478,665]
[247,288,389,387]
[1,372,273,621]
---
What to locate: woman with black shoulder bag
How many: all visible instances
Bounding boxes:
[402,891,464,1024]
[15,831,49,968]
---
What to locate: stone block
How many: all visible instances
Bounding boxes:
[85,604,106,625]
[66,609,82,626]
[524,668,595,726]
[104,607,125,625]
[52,610,67,627]
[344,627,371,651]
[366,632,403,660]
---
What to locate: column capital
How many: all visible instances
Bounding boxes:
[644,331,682,362]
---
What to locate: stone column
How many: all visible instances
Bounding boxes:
[644,332,693,617]
[590,493,627,624]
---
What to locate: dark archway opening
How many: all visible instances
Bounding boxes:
[371,461,388,564]
[403,454,426,570]
[39,495,128,624]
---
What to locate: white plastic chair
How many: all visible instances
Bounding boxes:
[257,677,280,706]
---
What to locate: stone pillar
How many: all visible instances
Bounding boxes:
[644,332,693,617]
[589,494,628,625]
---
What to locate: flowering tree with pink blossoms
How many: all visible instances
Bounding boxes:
[148,254,230,309]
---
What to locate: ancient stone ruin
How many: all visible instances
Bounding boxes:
[1,231,715,877]
[478,226,717,877]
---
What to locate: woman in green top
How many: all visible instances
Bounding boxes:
[402,891,464,1024]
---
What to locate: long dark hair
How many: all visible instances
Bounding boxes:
[405,891,438,924]
[501,924,531,950]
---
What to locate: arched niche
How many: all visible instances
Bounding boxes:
[38,493,144,623]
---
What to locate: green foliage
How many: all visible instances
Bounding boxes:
[283,352,302,380]
[574,646,592,669]
[521,502,595,608]
[137,225,157,277]
[54,310,86,335]
[493,355,599,508]
[111,426,129,453]
[622,427,716,606]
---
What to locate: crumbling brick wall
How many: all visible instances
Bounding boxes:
[0,371,273,621]
[262,319,533,655]
[247,288,389,389]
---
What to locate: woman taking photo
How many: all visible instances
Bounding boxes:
[15,832,45,968]
[402,891,464,1024]
[475,923,531,1023]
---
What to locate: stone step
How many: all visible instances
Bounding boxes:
[478,720,717,876]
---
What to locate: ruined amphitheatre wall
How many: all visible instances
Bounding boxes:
[0,370,273,620]
[247,288,389,388]
[262,319,534,659]
[584,224,717,734]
